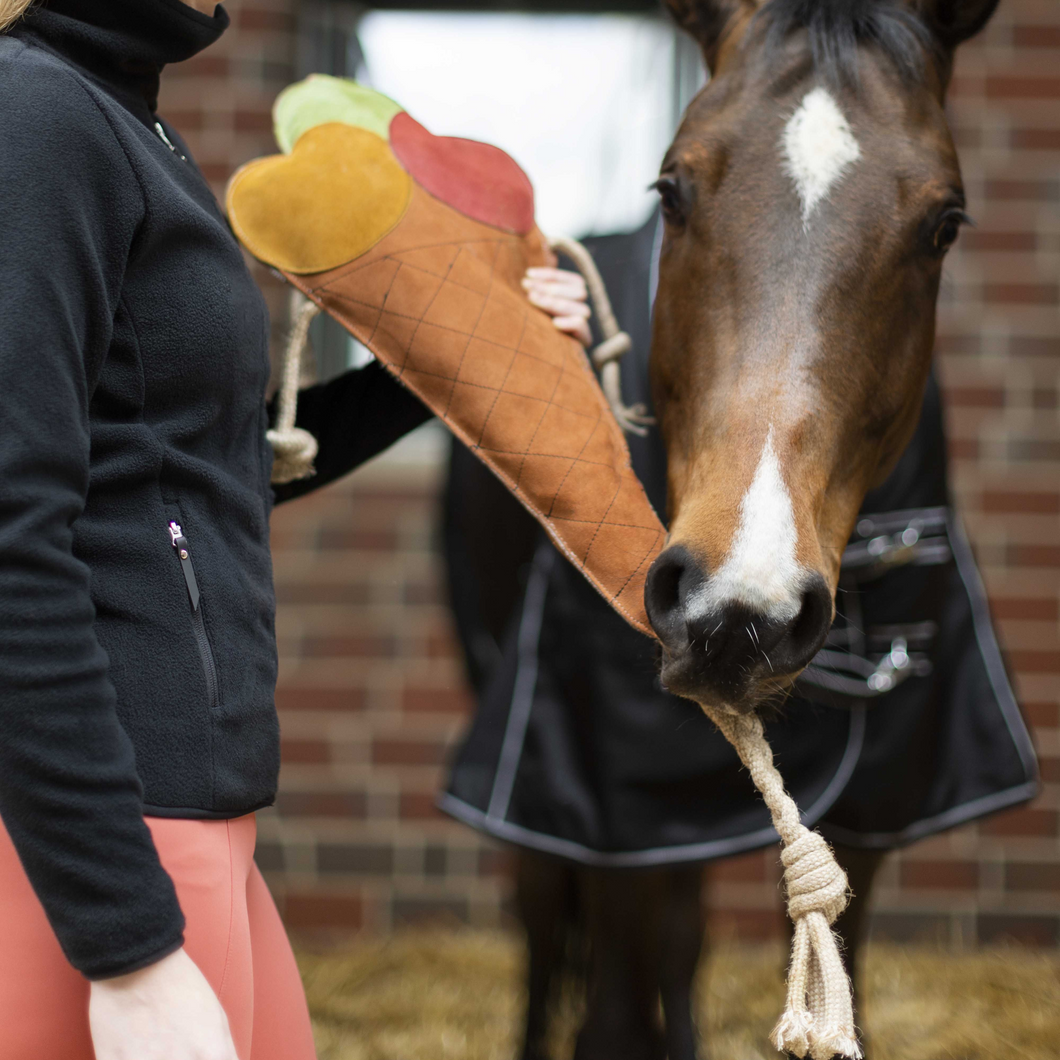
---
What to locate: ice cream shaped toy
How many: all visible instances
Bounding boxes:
[226,76,666,637]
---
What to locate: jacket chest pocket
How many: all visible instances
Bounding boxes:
[167,519,220,709]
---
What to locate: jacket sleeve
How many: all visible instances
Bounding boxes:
[0,55,185,979]
[271,360,434,504]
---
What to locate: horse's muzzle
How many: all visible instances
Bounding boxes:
[644,545,832,709]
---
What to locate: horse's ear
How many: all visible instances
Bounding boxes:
[661,0,752,70]
[915,0,1001,48]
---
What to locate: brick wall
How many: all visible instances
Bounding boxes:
[159,0,1059,944]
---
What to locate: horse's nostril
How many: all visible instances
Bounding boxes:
[771,576,833,675]
[644,545,706,648]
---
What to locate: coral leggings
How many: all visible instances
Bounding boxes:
[0,814,316,1060]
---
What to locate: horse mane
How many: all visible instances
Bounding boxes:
[760,0,934,86]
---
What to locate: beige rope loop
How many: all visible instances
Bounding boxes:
[700,703,862,1060]
[268,292,321,484]
[548,235,655,437]
[590,331,632,369]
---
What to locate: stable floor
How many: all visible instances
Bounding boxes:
[296,930,1060,1060]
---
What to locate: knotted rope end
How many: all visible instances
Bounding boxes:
[268,426,319,484]
[770,1009,814,1058]
[772,1013,863,1060]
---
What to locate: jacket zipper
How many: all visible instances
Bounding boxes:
[168,521,220,709]
[154,121,187,162]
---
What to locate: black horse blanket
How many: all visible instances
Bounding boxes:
[440,214,1038,865]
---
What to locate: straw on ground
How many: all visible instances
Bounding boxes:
[297,929,1060,1060]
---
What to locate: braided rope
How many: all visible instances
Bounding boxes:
[548,236,655,436]
[268,292,320,484]
[704,705,862,1060]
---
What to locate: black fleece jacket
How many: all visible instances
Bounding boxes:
[0,0,430,979]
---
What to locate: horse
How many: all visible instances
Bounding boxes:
[531,1,1000,1057]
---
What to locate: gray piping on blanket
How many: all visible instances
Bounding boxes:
[948,512,1039,781]
[440,704,864,868]
[484,543,554,823]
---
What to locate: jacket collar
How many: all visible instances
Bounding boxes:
[16,0,228,115]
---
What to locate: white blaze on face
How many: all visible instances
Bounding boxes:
[782,86,861,225]
[692,429,803,623]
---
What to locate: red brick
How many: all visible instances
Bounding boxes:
[237,8,294,32]
[392,896,469,926]
[373,738,447,766]
[935,334,981,356]
[478,847,516,877]
[317,527,398,550]
[402,688,473,715]
[900,860,979,890]
[282,892,363,931]
[985,180,1058,202]
[198,162,236,186]
[275,688,365,712]
[962,230,1037,252]
[399,792,444,821]
[1007,546,1060,568]
[280,739,330,765]
[164,110,205,133]
[947,386,1005,408]
[1039,757,1060,783]
[948,437,978,461]
[303,635,396,659]
[404,582,441,605]
[978,914,1059,947]
[274,582,369,605]
[1012,26,1060,48]
[1006,862,1060,891]
[986,77,1060,100]
[706,909,786,942]
[234,109,274,134]
[989,598,1059,621]
[1011,129,1060,151]
[709,851,770,884]
[1008,651,1060,674]
[980,807,1058,837]
[982,490,1060,514]
[984,283,1058,306]
[1023,702,1059,728]
[174,55,229,78]
[276,792,367,818]
[1010,336,1060,358]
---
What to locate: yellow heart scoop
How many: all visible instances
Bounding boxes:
[226,122,412,275]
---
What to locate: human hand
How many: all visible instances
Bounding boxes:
[522,267,592,346]
[89,947,239,1060]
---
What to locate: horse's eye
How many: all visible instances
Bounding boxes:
[932,209,972,254]
[651,177,684,225]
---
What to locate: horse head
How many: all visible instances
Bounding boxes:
[646,0,998,711]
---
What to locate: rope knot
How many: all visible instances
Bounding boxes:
[781,829,850,924]
[590,331,632,369]
[267,426,318,484]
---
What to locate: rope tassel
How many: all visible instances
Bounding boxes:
[703,706,863,1060]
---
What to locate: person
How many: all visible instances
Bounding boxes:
[0,2,602,1058]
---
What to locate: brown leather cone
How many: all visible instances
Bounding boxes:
[283,186,665,636]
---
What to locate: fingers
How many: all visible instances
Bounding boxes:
[552,316,592,347]
[525,289,591,322]
[523,267,592,346]
[522,267,588,302]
